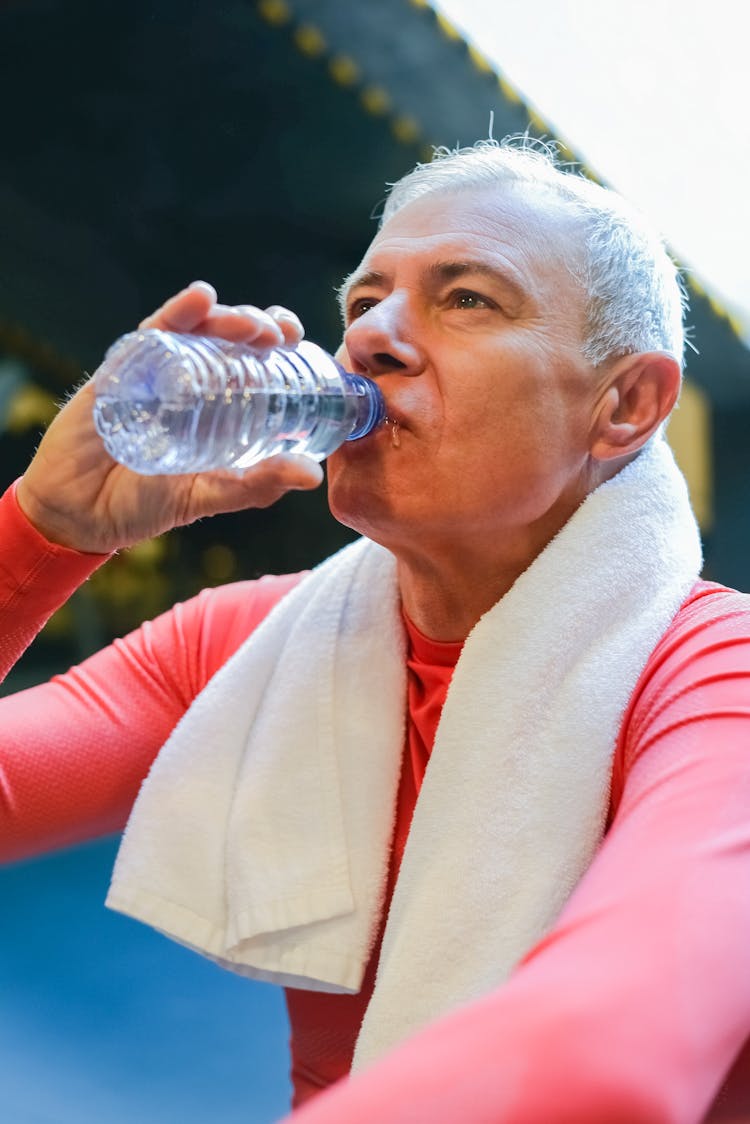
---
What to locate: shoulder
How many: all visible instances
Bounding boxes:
[137,572,308,694]
[610,580,750,812]
[663,578,750,630]
[179,571,307,662]
[642,580,750,674]
[189,572,308,625]
[637,578,750,681]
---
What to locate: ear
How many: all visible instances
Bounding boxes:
[590,351,682,462]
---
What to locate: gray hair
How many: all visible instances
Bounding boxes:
[381,137,687,369]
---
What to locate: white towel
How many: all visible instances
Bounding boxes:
[106,437,701,1069]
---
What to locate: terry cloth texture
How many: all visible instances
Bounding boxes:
[106,438,702,1069]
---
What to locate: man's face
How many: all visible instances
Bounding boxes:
[326,184,608,561]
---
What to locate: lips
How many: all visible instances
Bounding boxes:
[380,402,410,432]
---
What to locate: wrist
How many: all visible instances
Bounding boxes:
[14,477,109,557]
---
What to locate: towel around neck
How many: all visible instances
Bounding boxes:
[106,437,702,1069]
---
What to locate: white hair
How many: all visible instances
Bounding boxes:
[381,137,687,369]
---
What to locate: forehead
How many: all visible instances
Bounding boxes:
[356,184,584,291]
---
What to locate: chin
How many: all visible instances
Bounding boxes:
[326,447,371,518]
[326,484,372,537]
[326,440,411,547]
[326,474,391,544]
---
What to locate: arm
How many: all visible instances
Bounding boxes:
[1,282,318,863]
[286,590,750,1124]
[0,481,109,683]
[0,543,303,863]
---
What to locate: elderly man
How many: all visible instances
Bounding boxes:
[2,139,750,1123]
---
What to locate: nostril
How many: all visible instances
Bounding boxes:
[373,353,407,372]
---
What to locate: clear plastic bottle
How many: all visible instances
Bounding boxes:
[92,329,385,475]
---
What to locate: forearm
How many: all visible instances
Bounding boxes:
[289,980,675,1124]
[0,636,187,863]
[0,555,304,864]
[0,562,199,863]
[0,481,110,683]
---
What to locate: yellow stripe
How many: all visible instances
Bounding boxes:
[527,108,549,134]
[256,1,424,150]
[329,54,360,87]
[294,23,327,57]
[256,0,291,28]
[467,44,492,74]
[497,75,521,105]
[666,378,713,530]
[727,311,745,337]
[391,115,420,144]
[435,12,461,40]
[360,85,391,116]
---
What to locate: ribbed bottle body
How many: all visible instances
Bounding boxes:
[93,330,384,475]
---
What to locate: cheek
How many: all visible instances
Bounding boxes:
[436,388,570,494]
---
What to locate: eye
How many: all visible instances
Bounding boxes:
[449,289,494,310]
[347,296,380,321]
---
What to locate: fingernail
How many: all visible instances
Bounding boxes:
[275,310,302,327]
[189,280,216,297]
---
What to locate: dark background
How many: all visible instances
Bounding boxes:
[2,0,748,682]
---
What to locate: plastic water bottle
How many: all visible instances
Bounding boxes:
[92,329,385,475]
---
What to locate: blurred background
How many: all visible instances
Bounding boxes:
[1,1,748,1121]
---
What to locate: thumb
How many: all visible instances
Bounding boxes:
[251,454,325,491]
[186,453,325,519]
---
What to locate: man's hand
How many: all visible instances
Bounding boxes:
[16,282,324,554]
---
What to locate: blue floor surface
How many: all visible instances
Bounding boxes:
[0,837,291,1124]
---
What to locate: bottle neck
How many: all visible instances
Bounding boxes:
[343,372,385,440]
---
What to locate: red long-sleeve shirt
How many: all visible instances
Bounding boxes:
[2,479,750,1122]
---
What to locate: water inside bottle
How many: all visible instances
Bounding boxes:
[96,385,355,474]
[93,330,384,475]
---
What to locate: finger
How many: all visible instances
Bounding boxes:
[233,453,323,491]
[194,454,324,517]
[139,289,289,348]
[194,311,284,347]
[264,306,305,347]
[216,305,286,347]
[139,281,217,332]
[265,453,324,489]
[239,455,324,506]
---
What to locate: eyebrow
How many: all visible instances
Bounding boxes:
[337,259,529,319]
[336,269,387,318]
[426,260,529,308]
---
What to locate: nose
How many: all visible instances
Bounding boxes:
[341,293,424,378]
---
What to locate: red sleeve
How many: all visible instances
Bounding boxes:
[0,480,110,681]
[285,586,750,1124]
[0,480,304,863]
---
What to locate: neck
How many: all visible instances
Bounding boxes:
[396,529,553,641]
[392,457,634,641]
